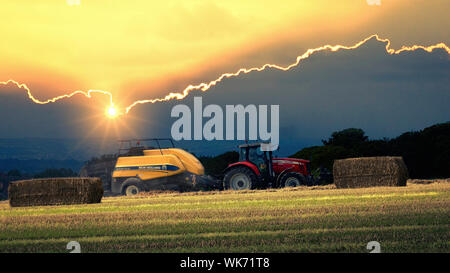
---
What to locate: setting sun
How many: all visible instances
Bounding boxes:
[107,105,118,118]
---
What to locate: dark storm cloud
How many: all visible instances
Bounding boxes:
[130,38,450,154]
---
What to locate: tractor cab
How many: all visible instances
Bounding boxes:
[238,143,274,183]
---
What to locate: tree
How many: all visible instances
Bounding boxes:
[199,151,239,176]
[290,145,353,171]
[322,128,368,148]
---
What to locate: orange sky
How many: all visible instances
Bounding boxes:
[0,0,449,112]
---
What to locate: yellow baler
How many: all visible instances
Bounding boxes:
[111,147,215,195]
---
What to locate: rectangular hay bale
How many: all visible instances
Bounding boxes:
[8,177,103,207]
[333,157,408,188]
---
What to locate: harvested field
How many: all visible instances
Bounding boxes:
[334,157,408,188]
[0,180,449,253]
[8,178,103,207]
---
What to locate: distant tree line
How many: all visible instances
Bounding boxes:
[85,154,117,164]
[33,168,78,178]
[290,122,450,179]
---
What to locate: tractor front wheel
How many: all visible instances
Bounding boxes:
[122,178,143,196]
[280,172,306,187]
[223,167,257,190]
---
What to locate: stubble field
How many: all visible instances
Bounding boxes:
[0,180,449,253]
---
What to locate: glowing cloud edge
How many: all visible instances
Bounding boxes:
[1,34,449,117]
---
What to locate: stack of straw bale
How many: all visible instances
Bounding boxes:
[8,177,103,207]
[333,157,408,188]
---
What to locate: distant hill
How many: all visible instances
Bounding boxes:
[0,159,84,174]
[0,138,117,161]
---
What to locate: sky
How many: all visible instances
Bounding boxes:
[0,0,449,157]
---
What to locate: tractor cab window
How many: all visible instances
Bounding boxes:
[248,147,268,174]
[248,147,266,163]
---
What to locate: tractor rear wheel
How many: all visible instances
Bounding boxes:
[280,172,306,187]
[223,167,257,190]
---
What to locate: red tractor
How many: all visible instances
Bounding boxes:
[223,143,313,190]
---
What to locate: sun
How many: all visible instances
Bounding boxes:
[66,0,81,6]
[107,105,118,118]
